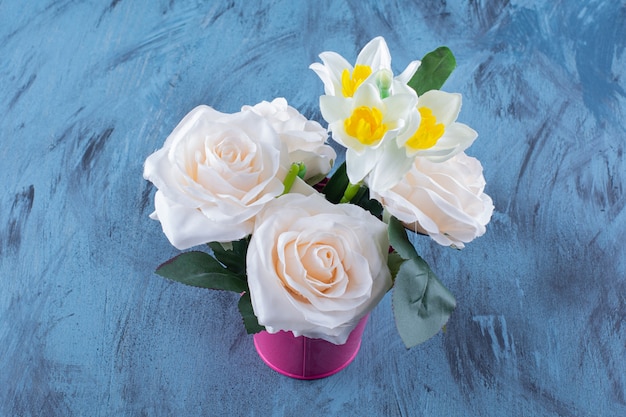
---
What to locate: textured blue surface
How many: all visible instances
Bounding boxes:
[1,1,625,416]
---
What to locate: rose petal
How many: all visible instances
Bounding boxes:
[152,191,252,249]
[373,153,494,248]
[247,193,392,344]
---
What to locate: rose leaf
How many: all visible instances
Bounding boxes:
[238,292,265,334]
[387,216,418,261]
[207,237,249,276]
[156,251,247,293]
[322,161,349,204]
[353,186,383,218]
[407,46,456,96]
[387,250,405,284]
[392,257,456,348]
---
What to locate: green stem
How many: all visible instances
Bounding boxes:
[297,162,307,179]
[281,163,302,195]
[340,182,362,203]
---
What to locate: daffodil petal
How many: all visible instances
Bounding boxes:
[352,82,384,109]
[391,79,418,97]
[308,62,332,94]
[319,95,351,124]
[418,90,461,126]
[309,51,353,96]
[396,60,421,84]
[366,140,414,191]
[356,36,391,70]
[428,122,477,161]
[345,147,381,184]
[382,93,417,124]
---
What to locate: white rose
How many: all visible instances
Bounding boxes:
[247,193,392,344]
[243,98,336,183]
[143,105,288,249]
[373,153,494,249]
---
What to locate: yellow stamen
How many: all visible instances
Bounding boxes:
[341,65,372,97]
[344,106,388,146]
[406,107,445,150]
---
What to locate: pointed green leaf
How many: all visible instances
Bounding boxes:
[353,186,383,218]
[387,216,456,348]
[407,46,456,96]
[207,237,248,275]
[322,161,349,204]
[387,216,418,261]
[387,250,404,283]
[392,257,456,348]
[238,292,265,334]
[231,236,249,256]
[156,251,247,293]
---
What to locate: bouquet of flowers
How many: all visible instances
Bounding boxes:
[143,37,493,348]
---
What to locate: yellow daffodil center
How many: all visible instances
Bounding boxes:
[341,65,372,97]
[406,107,445,150]
[344,106,388,146]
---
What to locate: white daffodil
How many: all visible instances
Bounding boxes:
[398,89,477,162]
[309,36,392,98]
[310,36,421,98]
[320,81,417,185]
[310,37,423,188]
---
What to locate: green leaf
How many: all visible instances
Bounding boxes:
[322,161,349,204]
[238,292,265,334]
[387,216,456,348]
[407,46,456,96]
[321,162,383,217]
[392,257,456,348]
[207,237,248,275]
[387,250,404,284]
[156,251,247,293]
[353,186,383,218]
[387,216,418,261]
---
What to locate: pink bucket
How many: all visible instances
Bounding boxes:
[253,315,369,380]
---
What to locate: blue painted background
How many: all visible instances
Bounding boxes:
[1,1,625,416]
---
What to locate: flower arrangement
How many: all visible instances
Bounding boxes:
[143,37,493,348]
